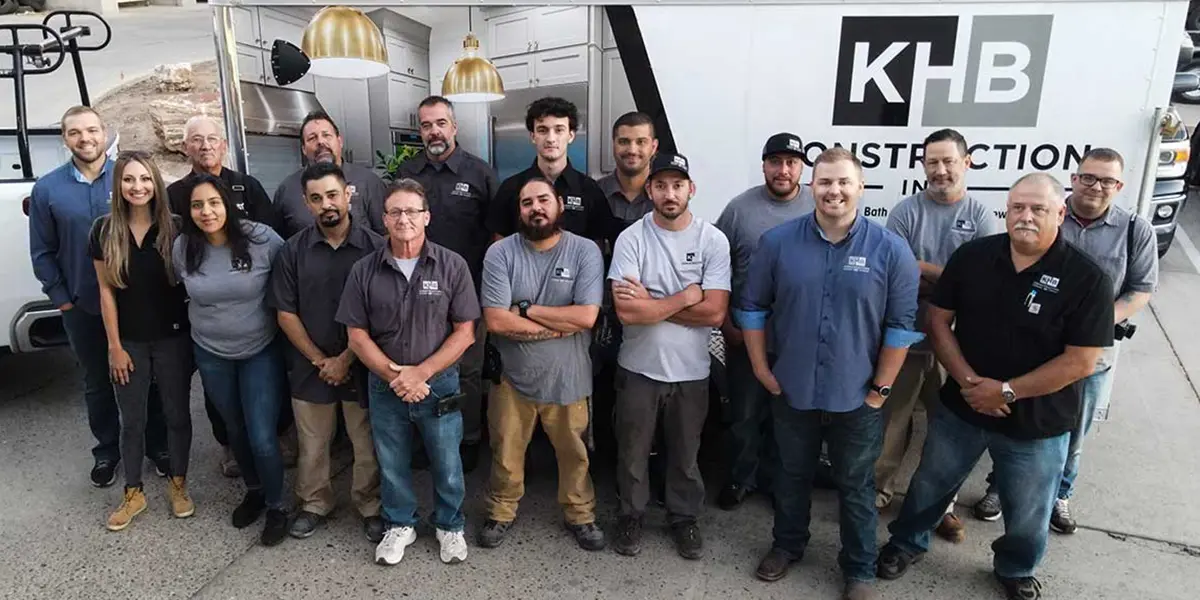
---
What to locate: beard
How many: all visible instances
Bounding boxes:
[319,210,343,227]
[518,212,562,241]
[426,139,448,156]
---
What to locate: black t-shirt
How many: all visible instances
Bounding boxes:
[88,216,190,343]
[931,232,1115,439]
[166,168,278,233]
[485,159,621,247]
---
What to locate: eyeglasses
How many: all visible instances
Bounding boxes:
[1076,173,1121,190]
[385,208,428,220]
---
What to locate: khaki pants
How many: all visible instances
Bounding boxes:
[485,378,596,525]
[874,352,943,503]
[292,398,381,518]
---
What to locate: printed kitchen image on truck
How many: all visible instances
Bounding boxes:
[1,0,1196,356]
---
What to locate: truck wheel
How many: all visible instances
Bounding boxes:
[19,0,48,11]
[0,0,19,16]
[1177,67,1200,104]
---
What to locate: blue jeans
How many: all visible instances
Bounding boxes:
[887,407,1069,578]
[62,308,167,463]
[724,346,777,492]
[771,399,884,583]
[368,366,465,532]
[193,337,287,510]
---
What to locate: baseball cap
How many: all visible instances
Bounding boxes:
[762,132,804,159]
[649,151,691,180]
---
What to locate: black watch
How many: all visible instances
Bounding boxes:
[517,300,531,319]
[870,383,892,398]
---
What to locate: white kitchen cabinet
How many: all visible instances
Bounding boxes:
[258,10,309,51]
[315,76,374,166]
[388,74,431,130]
[488,11,536,58]
[601,49,637,174]
[408,46,430,81]
[487,6,590,58]
[602,11,617,50]
[232,7,260,46]
[237,46,266,86]
[232,7,316,93]
[492,54,534,90]
[492,48,586,90]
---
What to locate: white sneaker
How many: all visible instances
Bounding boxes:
[374,526,417,566]
[435,528,468,564]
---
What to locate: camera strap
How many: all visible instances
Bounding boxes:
[1121,212,1136,297]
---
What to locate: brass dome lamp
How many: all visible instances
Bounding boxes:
[300,6,389,79]
[441,10,505,102]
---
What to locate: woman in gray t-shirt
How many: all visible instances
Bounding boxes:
[171,173,289,546]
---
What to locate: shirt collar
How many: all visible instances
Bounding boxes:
[994,231,1066,274]
[71,158,113,184]
[308,218,373,250]
[378,238,435,271]
[526,158,582,191]
[1066,196,1121,228]
[412,146,465,175]
[806,211,866,244]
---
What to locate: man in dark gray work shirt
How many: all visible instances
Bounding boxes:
[596,111,659,230]
[274,110,388,239]
[714,132,815,512]
[336,178,480,567]
[397,95,499,471]
[975,147,1158,536]
[476,177,607,553]
[268,162,385,544]
[877,128,1001,543]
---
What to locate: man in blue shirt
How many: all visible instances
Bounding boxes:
[27,106,169,487]
[735,147,921,600]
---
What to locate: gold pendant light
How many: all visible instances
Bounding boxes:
[441,10,505,103]
[301,6,389,79]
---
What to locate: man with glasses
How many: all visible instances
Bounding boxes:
[970,148,1158,535]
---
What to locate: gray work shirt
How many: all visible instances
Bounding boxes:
[397,148,498,287]
[607,213,732,383]
[1061,198,1159,370]
[480,231,605,404]
[268,220,385,405]
[171,221,285,361]
[715,184,815,303]
[886,191,1002,352]
[335,240,481,367]
[597,173,654,231]
[274,162,388,240]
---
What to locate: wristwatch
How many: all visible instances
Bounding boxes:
[1001,381,1017,404]
[870,383,892,399]
[517,300,531,319]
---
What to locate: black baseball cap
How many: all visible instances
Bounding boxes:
[762,132,804,159]
[649,151,691,180]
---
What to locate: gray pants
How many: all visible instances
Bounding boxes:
[115,335,195,486]
[614,366,709,524]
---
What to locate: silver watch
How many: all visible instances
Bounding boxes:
[1001,381,1016,404]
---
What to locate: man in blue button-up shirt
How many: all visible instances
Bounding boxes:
[27,106,168,487]
[735,148,921,600]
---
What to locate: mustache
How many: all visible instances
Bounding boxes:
[1013,224,1039,232]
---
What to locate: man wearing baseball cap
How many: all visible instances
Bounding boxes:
[607,150,732,560]
[714,132,815,510]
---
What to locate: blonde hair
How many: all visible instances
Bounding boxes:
[97,150,177,289]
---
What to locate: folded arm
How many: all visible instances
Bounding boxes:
[484,307,565,341]
[526,304,599,334]
[667,289,729,328]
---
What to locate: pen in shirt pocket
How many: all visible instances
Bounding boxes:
[1024,289,1037,307]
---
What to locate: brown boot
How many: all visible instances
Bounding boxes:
[935,512,967,543]
[167,476,195,518]
[106,486,147,531]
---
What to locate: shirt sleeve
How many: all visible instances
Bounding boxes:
[245,175,280,235]
[27,182,71,307]
[171,236,188,281]
[364,172,388,236]
[486,178,517,238]
[335,262,371,330]
[882,236,924,348]
[576,240,605,306]
[584,180,621,246]
[271,180,295,240]
[267,242,299,313]
[976,202,1005,237]
[1065,267,1116,348]
[479,242,513,309]
[732,228,778,331]
[606,228,640,284]
[447,254,482,324]
[702,226,733,292]
[1124,216,1159,294]
[884,198,911,240]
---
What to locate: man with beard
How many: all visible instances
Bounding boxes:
[274,111,388,239]
[487,97,620,250]
[973,148,1157,535]
[396,96,499,472]
[167,114,291,478]
[607,151,732,560]
[268,162,386,543]
[28,105,170,486]
[877,173,1114,600]
[714,132,815,511]
[475,177,607,552]
[738,148,920,600]
[596,111,658,230]
[874,129,1001,541]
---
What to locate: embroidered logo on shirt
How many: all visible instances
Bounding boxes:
[844,255,870,273]
[553,266,573,280]
[1028,302,1042,314]
[230,257,251,273]
[347,184,358,198]
[236,202,246,213]
[682,251,703,265]
[565,195,584,211]
[419,280,442,296]
[952,219,976,233]
[1033,274,1060,293]
[452,182,472,197]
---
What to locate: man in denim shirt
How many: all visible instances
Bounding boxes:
[735,148,921,600]
[27,106,169,487]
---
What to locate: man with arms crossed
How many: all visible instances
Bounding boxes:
[476,177,607,552]
[877,173,1114,600]
[607,151,731,560]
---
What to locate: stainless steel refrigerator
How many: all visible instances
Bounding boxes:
[489,82,590,181]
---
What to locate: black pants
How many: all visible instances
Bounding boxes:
[614,366,709,525]
[114,335,194,486]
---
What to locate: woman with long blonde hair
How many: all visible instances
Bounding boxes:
[89,150,194,531]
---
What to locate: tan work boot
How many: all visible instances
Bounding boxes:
[935,512,967,543]
[107,486,147,531]
[167,476,195,518]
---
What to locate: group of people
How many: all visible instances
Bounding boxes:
[26,90,1157,600]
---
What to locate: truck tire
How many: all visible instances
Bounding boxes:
[1176,66,1200,104]
[19,0,48,11]
[0,0,19,16]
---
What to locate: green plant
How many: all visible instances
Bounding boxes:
[375,145,423,182]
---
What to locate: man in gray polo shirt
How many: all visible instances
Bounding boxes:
[274,110,388,239]
[597,111,658,229]
[974,147,1157,535]
[877,128,1001,541]
[714,131,815,511]
[476,177,606,552]
[607,151,732,560]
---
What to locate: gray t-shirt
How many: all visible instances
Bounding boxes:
[607,213,732,383]
[481,231,605,405]
[392,256,419,280]
[715,184,815,301]
[172,221,285,360]
[886,191,1001,352]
